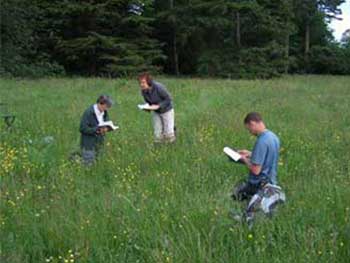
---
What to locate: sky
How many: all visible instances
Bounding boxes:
[329,0,350,41]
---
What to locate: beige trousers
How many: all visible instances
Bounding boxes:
[152,109,175,142]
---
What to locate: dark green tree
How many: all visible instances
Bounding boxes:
[292,0,344,62]
[43,0,165,76]
[0,0,64,77]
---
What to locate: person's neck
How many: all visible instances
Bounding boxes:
[257,126,267,135]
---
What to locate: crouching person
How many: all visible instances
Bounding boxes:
[138,72,176,143]
[231,112,284,225]
[80,95,113,165]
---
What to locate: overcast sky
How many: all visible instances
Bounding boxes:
[329,0,350,41]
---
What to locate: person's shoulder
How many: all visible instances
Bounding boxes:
[268,130,279,140]
[83,105,94,115]
[152,80,166,90]
[256,131,272,144]
[264,130,280,144]
[263,130,276,137]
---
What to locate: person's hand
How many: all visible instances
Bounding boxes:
[238,149,251,158]
[97,127,108,135]
[240,155,250,165]
[149,104,160,110]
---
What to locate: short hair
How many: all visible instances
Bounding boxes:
[244,112,263,124]
[97,95,113,107]
[138,72,153,86]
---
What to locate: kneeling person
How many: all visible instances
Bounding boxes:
[80,95,113,165]
[232,112,280,200]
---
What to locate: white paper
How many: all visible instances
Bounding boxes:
[98,121,119,130]
[223,147,242,162]
[137,103,152,110]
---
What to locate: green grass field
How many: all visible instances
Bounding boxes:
[0,76,350,262]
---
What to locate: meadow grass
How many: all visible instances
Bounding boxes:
[0,75,349,262]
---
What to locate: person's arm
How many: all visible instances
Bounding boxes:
[143,96,152,105]
[241,156,262,175]
[140,92,156,111]
[148,104,160,110]
[242,140,267,176]
[80,110,97,135]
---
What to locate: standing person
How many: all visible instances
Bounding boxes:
[232,112,280,201]
[80,95,114,165]
[138,72,176,143]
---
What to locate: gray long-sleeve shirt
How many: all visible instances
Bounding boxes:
[141,81,173,114]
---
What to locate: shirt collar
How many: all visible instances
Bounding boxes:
[258,129,269,137]
[93,104,104,116]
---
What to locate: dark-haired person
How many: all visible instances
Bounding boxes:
[232,112,280,201]
[79,95,114,165]
[138,73,175,143]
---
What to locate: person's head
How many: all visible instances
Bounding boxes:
[96,95,113,112]
[244,112,266,136]
[138,72,152,90]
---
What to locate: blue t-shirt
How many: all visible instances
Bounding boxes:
[249,130,280,185]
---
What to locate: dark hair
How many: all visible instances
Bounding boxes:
[138,72,153,86]
[97,95,113,107]
[244,112,263,124]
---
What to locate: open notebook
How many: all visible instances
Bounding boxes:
[223,147,242,162]
[98,121,119,131]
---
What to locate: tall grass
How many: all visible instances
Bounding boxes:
[0,75,349,262]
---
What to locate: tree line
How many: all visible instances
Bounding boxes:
[1,0,350,78]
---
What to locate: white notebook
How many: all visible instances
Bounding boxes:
[223,147,242,162]
[98,121,119,131]
[137,103,152,110]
